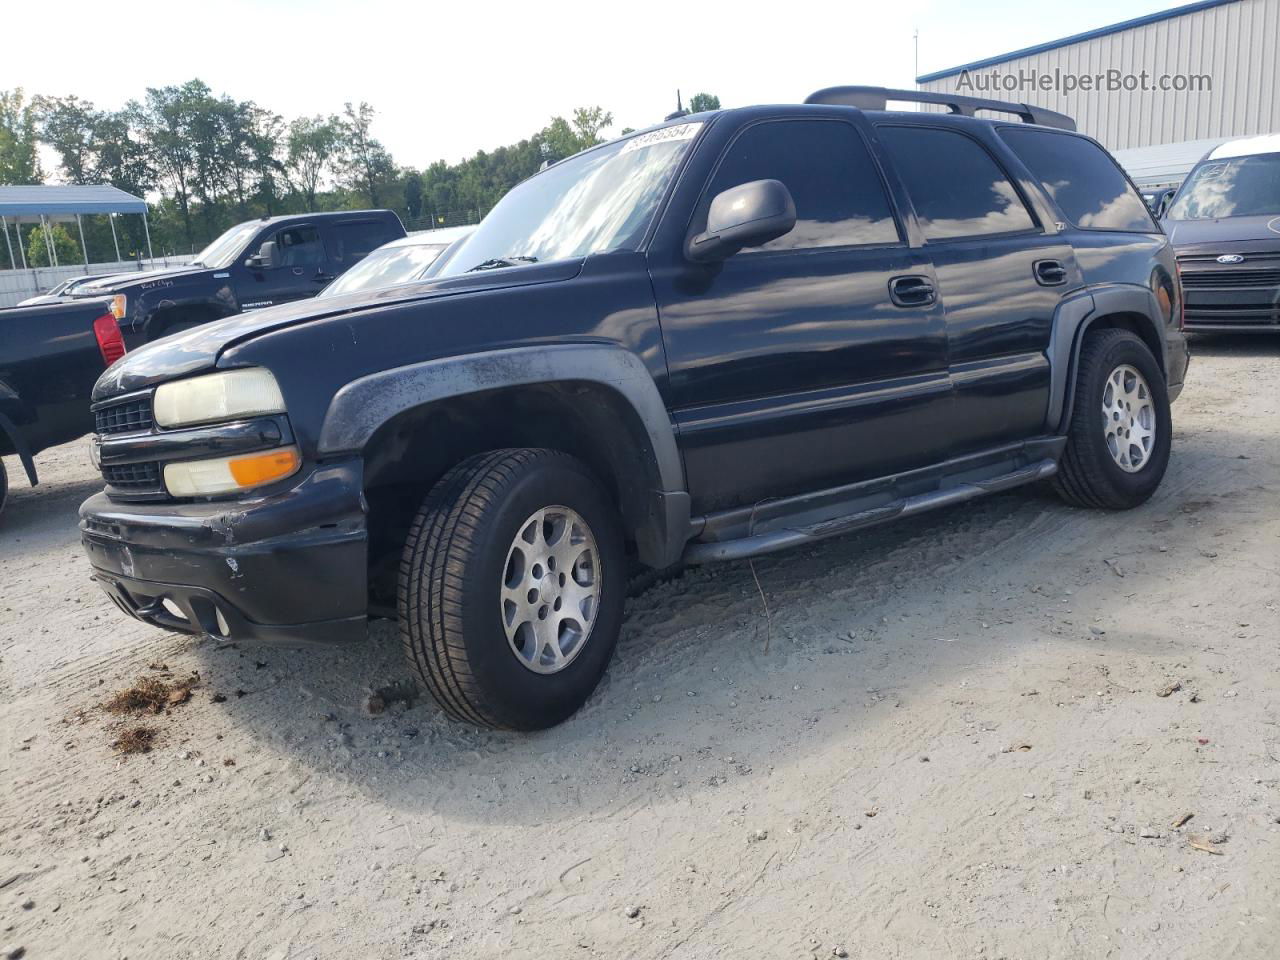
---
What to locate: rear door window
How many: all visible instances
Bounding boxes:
[999,128,1155,232]
[876,126,1036,240]
[326,219,399,267]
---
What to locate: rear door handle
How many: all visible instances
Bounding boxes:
[889,275,936,307]
[1034,259,1068,286]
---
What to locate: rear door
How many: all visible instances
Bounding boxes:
[236,222,329,309]
[323,218,404,282]
[650,114,951,514]
[876,123,1080,455]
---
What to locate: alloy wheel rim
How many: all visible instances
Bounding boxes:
[1101,363,1156,473]
[500,506,601,674]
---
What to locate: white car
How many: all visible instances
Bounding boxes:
[318,226,473,299]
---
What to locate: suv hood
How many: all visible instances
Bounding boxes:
[1164,214,1280,253]
[93,259,585,400]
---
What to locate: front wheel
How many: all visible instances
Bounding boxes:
[398,449,626,730]
[1053,329,1172,509]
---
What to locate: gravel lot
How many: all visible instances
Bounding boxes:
[2,338,1277,960]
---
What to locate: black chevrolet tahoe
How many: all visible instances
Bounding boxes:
[80,87,1189,730]
[61,209,405,347]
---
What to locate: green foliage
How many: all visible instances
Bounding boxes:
[688,92,722,113]
[8,77,628,256]
[25,222,82,267]
[0,88,43,184]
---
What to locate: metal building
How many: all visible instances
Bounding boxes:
[916,0,1280,188]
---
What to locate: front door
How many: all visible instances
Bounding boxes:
[236,223,329,311]
[649,115,951,515]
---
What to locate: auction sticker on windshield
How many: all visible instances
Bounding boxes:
[619,122,703,154]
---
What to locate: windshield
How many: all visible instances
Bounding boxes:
[435,122,703,278]
[319,242,448,298]
[1166,153,1280,220]
[192,222,261,268]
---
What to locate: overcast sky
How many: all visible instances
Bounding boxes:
[4,0,1174,175]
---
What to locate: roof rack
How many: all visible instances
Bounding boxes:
[804,86,1076,131]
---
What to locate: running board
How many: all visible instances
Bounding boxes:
[682,458,1058,564]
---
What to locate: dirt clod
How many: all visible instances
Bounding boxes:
[104,673,199,715]
[111,727,158,755]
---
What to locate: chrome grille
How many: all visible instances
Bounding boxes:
[1180,268,1280,288]
[102,461,162,491]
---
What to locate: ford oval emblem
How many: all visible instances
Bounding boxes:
[1216,254,1245,264]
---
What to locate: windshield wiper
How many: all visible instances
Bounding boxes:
[466,255,538,272]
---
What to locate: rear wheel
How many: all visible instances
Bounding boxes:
[398,448,626,730]
[1053,329,1172,509]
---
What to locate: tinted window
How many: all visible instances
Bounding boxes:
[706,119,899,250]
[1166,153,1280,220]
[878,126,1035,240]
[327,220,398,266]
[1000,128,1154,231]
[271,225,325,267]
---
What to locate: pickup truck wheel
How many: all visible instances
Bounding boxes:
[1053,329,1171,510]
[0,459,7,518]
[398,449,626,730]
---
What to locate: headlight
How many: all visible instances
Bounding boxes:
[164,446,301,497]
[153,368,285,428]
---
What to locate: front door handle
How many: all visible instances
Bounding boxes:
[889,275,936,307]
[313,273,335,284]
[1034,259,1068,286]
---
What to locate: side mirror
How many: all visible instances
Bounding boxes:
[686,179,797,262]
[246,240,278,270]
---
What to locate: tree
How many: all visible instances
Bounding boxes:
[0,88,43,184]
[539,106,614,164]
[688,92,721,113]
[25,222,82,266]
[134,81,208,248]
[403,171,424,220]
[34,94,97,184]
[337,102,394,207]
[285,114,342,211]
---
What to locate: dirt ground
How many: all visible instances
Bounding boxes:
[1,338,1277,960]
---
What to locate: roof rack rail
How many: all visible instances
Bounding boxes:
[804,86,1076,131]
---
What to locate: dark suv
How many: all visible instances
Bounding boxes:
[80,87,1189,730]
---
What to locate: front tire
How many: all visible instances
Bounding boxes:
[398,449,626,730]
[1053,329,1172,509]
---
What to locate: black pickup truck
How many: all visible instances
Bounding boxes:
[81,87,1189,730]
[50,209,405,347]
[1,299,126,515]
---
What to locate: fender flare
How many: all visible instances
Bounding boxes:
[1045,284,1168,435]
[319,344,692,568]
[0,409,38,487]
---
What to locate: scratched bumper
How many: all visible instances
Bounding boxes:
[78,460,367,643]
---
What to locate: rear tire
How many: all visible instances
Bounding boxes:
[1053,329,1171,509]
[398,448,626,730]
[0,459,8,519]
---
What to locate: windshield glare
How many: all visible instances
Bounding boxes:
[193,222,261,268]
[436,122,703,278]
[320,243,447,298]
[1167,153,1280,220]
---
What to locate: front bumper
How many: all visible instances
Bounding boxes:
[80,460,368,644]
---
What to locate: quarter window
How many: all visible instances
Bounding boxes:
[999,128,1154,232]
[877,126,1036,240]
[706,119,900,250]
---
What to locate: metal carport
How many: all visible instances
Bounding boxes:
[0,184,154,270]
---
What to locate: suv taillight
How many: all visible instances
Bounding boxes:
[93,313,126,366]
